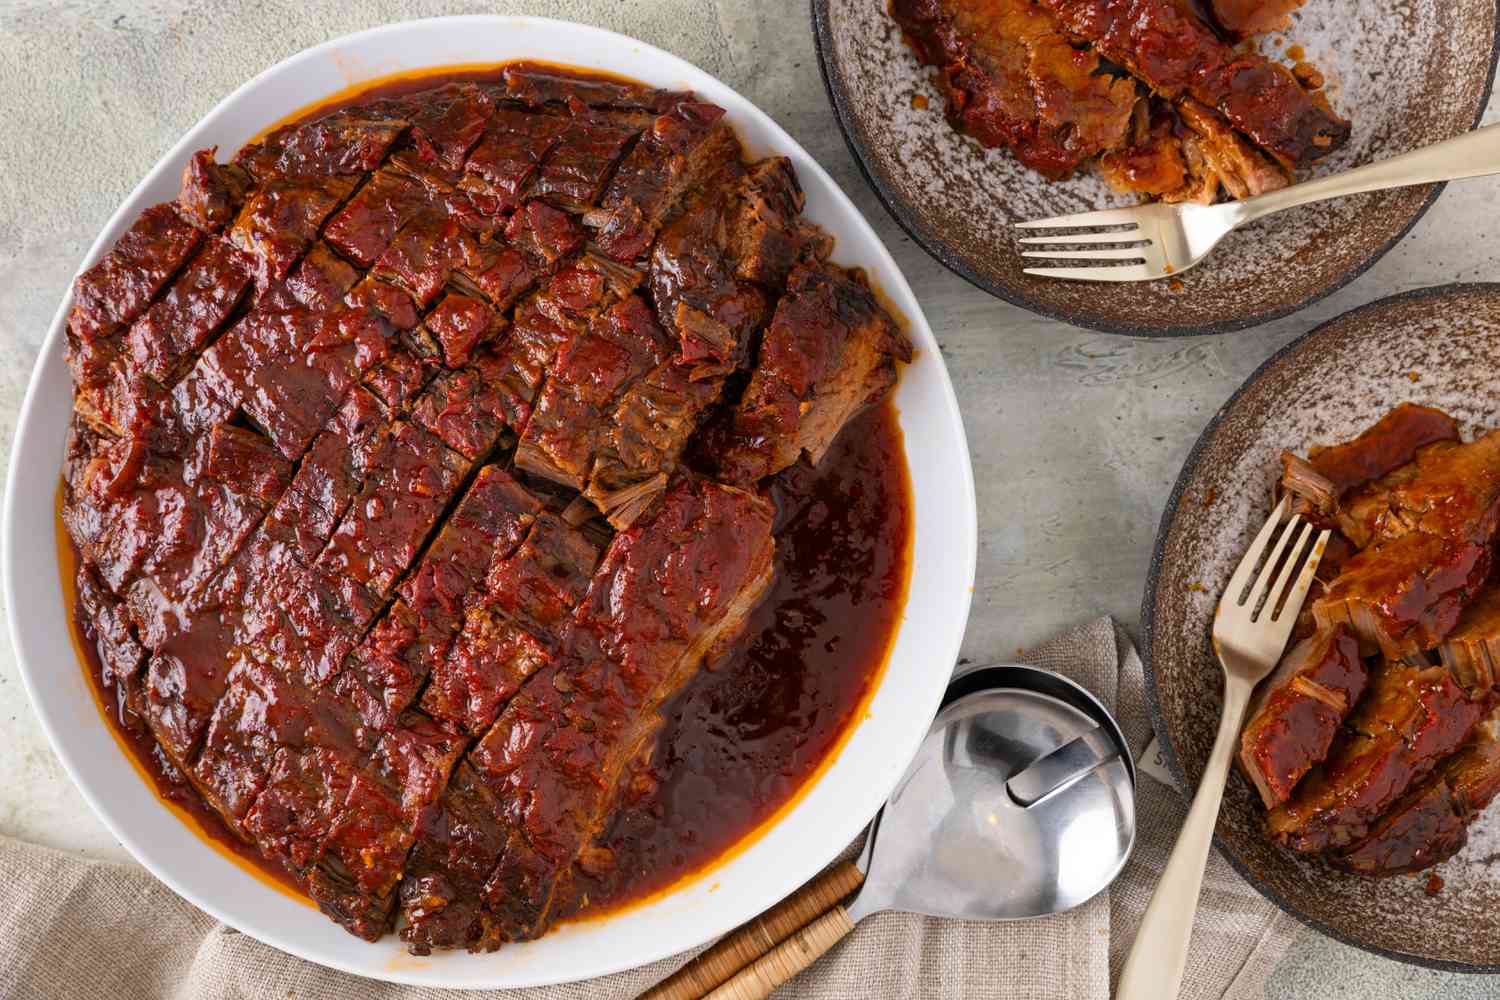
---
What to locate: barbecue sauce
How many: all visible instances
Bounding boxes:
[64,401,912,922]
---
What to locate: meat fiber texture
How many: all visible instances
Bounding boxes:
[889,0,1349,203]
[58,65,908,951]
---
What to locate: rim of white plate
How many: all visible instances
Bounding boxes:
[2,15,976,989]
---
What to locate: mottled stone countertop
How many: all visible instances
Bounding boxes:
[1,2,1497,996]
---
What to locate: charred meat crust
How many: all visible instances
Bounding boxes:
[1246,404,1500,878]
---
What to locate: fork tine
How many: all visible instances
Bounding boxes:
[1020,247,1149,261]
[1267,527,1331,625]
[1252,519,1311,622]
[1245,514,1304,617]
[1022,264,1159,282]
[1014,208,1144,230]
[1017,229,1145,246]
[1224,497,1289,606]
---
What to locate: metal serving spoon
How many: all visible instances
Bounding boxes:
[644,665,1136,1000]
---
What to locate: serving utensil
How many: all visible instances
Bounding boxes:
[1014,123,1500,282]
[1116,497,1328,1000]
[645,665,1135,1000]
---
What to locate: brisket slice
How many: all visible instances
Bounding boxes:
[176,148,254,233]
[1333,706,1500,876]
[502,62,682,116]
[466,477,775,947]
[235,102,410,182]
[332,466,544,733]
[61,421,292,641]
[173,245,402,459]
[1172,100,1288,200]
[66,205,206,441]
[583,158,825,529]
[400,513,601,952]
[890,0,1139,180]
[457,108,569,218]
[70,204,205,344]
[1034,0,1349,167]
[1266,659,1484,852]
[707,260,913,484]
[418,512,601,736]
[123,237,256,387]
[1437,582,1500,697]
[324,168,435,269]
[1313,431,1500,657]
[1238,625,1366,809]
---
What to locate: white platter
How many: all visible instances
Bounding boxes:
[2,15,976,989]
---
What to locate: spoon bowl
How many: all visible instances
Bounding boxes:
[853,675,1136,923]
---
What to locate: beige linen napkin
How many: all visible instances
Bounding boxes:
[0,618,1296,999]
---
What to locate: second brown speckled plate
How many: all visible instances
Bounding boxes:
[811,0,1500,337]
[1143,283,1500,970]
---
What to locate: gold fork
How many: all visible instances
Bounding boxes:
[1117,496,1329,1000]
[1015,123,1500,281]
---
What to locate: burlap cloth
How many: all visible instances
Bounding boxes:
[0,618,1297,998]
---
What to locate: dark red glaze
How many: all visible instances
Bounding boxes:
[1035,0,1349,167]
[1240,626,1367,809]
[888,0,1138,180]
[1308,402,1459,497]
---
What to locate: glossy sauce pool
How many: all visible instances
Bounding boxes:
[62,60,914,931]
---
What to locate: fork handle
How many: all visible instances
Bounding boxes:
[1235,123,1500,224]
[1115,673,1254,1000]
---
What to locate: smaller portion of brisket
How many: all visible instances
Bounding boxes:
[1035,0,1349,168]
[1307,403,1460,501]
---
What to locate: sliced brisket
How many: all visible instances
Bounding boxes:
[1239,625,1366,809]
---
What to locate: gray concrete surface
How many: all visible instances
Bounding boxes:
[0,1,1496,996]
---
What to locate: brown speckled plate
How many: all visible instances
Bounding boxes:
[811,0,1500,337]
[1142,283,1500,970]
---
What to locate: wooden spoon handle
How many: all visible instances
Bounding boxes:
[640,861,864,1000]
[701,905,856,1000]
